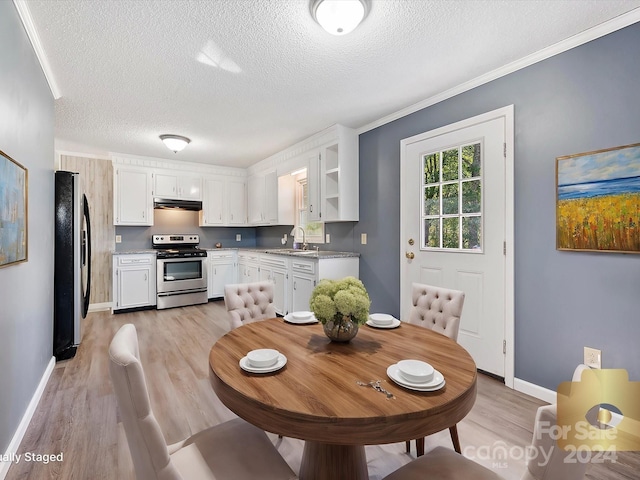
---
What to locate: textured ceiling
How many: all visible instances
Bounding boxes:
[24,0,640,168]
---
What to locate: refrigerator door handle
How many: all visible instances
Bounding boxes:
[82,194,92,319]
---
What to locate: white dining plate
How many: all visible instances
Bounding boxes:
[386,364,445,391]
[240,353,287,373]
[366,318,401,329]
[284,313,319,325]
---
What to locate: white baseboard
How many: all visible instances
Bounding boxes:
[514,377,557,405]
[0,356,55,480]
[88,302,112,312]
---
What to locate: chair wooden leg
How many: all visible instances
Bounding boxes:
[449,425,461,453]
[416,437,425,457]
[405,440,411,453]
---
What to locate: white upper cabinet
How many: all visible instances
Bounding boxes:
[200,177,225,226]
[153,170,202,200]
[319,125,359,222]
[200,176,247,226]
[114,166,153,226]
[247,170,292,225]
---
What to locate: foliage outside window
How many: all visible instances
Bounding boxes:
[296,176,324,244]
[422,142,482,251]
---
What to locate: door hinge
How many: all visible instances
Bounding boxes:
[503,142,507,158]
[503,241,506,255]
[503,340,507,355]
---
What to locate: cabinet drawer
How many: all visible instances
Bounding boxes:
[291,260,315,274]
[260,255,288,269]
[207,251,236,261]
[238,252,260,263]
[116,255,155,266]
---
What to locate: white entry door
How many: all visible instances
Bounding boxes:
[400,107,513,379]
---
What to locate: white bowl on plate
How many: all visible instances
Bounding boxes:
[397,359,434,384]
[246,349,280,368]
[369,313,394,326]
[292,311,313,320]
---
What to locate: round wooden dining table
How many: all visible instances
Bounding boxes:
[209,318,477,480]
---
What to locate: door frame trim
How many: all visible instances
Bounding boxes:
[399,105,515,388]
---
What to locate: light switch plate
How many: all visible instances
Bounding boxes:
[236,234,242,242]
[325,234,330,243]
[361,233,367,245]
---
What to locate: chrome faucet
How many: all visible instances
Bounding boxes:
[290,226,307,250]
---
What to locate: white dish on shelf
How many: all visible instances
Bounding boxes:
[365,318,400,329]
[284,313,319,325]
[246,348,280,368]
[386,364,445,391]
[239,353,287,373]
[397,359,434,383]
[292,311,313,320]
[369,313,394,326]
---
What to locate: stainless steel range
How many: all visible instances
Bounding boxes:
[153,234,208,310]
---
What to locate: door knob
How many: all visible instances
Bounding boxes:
[406,252,415,259]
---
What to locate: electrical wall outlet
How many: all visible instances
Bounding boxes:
[361,233,367,245]
[325,234,330,243]
[115,235,122,244]
[584,346,601,369]
[236,234,242,242]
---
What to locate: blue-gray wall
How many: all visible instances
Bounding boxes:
[0,2,55,453]
[356,23,640,390]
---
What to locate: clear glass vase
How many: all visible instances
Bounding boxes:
[323,315,359,342]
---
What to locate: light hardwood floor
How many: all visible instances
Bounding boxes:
[7,301,639,479]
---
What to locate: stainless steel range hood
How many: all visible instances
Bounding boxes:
[153,198,202,211]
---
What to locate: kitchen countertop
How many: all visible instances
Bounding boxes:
[113,248,359,259]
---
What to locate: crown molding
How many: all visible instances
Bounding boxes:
[13,0,61,99]
[357,9,640,135]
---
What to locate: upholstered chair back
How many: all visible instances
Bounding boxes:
[108,324,181,480]
[224,281,276,330]
[407,283,465,341]
[521,403,588,480]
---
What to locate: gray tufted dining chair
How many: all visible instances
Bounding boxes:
[405,282,466,456]
[224,281,276,330]
[108,324,296,480]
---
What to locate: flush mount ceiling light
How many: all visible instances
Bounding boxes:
[310,0,370,36]
[159,134,191,153]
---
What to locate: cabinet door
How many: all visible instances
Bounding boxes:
[201,178,224,226]
[264,171,279,223]
[154,172,178,198]
[118,267,153,308]
[227,180,246,225]
[271,268,288,315]
[115,168,152,225]
[248,175,265,224]
[307,150,322,222]
[291,273,315,312]
[178,175,202,200]
[210,261,235,297]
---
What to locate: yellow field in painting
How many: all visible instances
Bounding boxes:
[557,193,640,251]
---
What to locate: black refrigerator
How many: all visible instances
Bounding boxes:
[54,171,91,361]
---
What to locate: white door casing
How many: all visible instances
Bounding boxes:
[400,106,514,387]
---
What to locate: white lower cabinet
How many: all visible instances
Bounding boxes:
[113,254,156,310]
[259,254,289,315]
[207,251,237,298]
[238,251,260,284]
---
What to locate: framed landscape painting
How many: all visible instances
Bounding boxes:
[0,150,28,268]
[556,143,640,253]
